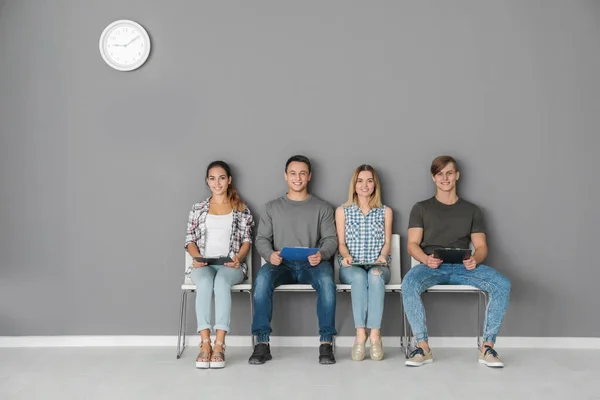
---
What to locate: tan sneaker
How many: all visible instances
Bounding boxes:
[479,345,504,368]
[405,347,433,367]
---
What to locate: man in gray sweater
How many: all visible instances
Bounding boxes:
[248,155,338,365]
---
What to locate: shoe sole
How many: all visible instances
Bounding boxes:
[248,354,272,365]
[479,359,504,368]
[209,361,225,369]
[195,361,210,369]
[405,359,433,367]
[319,359,336,365]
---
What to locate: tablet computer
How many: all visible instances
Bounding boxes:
[193,256,234,265]
[279,247,319,261]
[350,262,387,267]
[432,248,472,264]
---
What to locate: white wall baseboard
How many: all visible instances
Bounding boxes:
[1,335,599,349]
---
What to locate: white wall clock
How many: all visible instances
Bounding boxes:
[99,20,151,71]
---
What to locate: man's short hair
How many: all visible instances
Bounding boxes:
[430,155,458,175]
[285,155,312,174]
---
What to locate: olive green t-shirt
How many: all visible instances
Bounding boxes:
[408,196,485,255]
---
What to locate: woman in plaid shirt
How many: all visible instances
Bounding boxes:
[185,161,254,369]
[335,164,393,362]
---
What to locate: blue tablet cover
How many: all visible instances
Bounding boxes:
[279,247,319,261]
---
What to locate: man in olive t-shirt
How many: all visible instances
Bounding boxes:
[402,156,511,368]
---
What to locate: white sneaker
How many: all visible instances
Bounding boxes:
[479,345,504,368]
[405,347,433,367]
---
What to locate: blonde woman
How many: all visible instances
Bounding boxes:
[185,161,254,369]
[336,164,393,361]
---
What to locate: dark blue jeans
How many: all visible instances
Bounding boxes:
[251,260,337,343]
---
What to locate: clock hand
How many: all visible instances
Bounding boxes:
[125,35,141,47]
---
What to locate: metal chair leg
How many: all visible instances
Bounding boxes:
[247,290,255,347]
[398,291,405,351]
[176,290,188,359]
[183,291,189,348]
[477,291,482,349]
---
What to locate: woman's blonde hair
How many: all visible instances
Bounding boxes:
[343,164,382,208]
[205,161,246,212]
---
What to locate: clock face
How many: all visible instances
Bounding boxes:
[99,20,151,71]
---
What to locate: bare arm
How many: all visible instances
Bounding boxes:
[225,241,252,268]
[470,232,488,265]
[186,242,201,258]
[186,243,207,268]
[377,207,393,261]
[335,207,353,266]
[407,227,442,268]
[407,227,427,264]
[335,207,350,258]
[237,241,251,262]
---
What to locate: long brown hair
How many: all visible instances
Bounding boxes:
[343,164,382,209]
[205,161,246,211]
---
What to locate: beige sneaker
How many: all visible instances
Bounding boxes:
[405,347,433,367]
[479,345,504,368]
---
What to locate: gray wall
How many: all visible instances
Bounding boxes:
[1,0,599,338]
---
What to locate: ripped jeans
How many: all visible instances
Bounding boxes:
[339,265,391,329]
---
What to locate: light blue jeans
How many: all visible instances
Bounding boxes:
[190,265,244,333]
[402,263,511,344]
[339,265,391,329]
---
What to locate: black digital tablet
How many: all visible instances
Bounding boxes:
[193,256,234,265]
[432,248,472,264]
[350,262,387,267]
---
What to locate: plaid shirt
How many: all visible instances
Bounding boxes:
[185,198,254,278]
[338,203,388,265]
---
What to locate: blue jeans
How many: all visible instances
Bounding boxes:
[402,263,511,344]
[252,261,337,343]
[190,265,244,333]
[339,265,391,329]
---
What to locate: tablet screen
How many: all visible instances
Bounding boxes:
[432,248,471,264]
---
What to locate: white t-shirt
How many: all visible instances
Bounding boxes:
[204,212,233,257]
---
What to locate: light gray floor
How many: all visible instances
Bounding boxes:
[1,346,599,400]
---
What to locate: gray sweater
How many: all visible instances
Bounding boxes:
[255,195,338,261]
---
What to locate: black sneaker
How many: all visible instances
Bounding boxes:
[319,343,336,365]
[248,343,272,365]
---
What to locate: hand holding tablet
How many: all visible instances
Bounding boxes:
[432,248,472,264]
[193,256,234,265]
[350,261,388,267]
[278,247,319,261]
